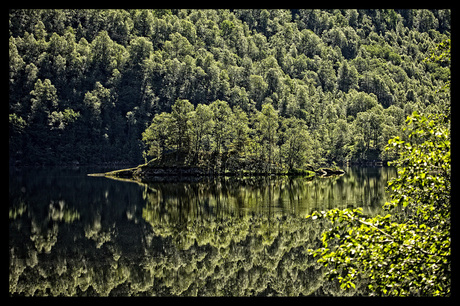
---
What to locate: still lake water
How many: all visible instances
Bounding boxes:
[9,166,396,296]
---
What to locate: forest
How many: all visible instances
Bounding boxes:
[9,9,451,167]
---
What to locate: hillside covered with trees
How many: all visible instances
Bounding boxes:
[9,9,450,166]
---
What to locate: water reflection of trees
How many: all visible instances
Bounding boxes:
[9,167,395,296]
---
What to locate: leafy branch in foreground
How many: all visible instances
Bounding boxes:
[306,110,450,296]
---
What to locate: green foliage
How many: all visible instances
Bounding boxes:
[280,117,312,170]
[142,112,173,160]
[256,103,279,171]
[424,38,451,93]
[337,61,358,92]
[171,99,194,153]
[307,110,450,295]
[307,39,450,295]
[9,9,450,165]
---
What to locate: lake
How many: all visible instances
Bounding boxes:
[9,166,397,296]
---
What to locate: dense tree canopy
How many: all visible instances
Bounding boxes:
[9,9,450,165]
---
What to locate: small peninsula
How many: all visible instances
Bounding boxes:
[94,151,345,181]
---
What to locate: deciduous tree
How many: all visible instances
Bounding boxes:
[307,110,450,296]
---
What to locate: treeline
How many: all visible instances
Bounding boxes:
[9,9,450,165]
[142,99,315,174]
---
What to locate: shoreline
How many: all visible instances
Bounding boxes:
[90,163,346,181]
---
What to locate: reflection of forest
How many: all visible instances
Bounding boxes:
[9,167,395,296]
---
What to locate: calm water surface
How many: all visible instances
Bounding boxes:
[9,166,396,296]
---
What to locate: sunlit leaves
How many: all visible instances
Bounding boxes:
[308,108,450,296]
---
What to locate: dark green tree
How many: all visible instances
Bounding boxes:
[142,112,174,160]
[171,99,194,155]
[189,103,214,161]
[280,117,311,170]
[256,103,279,172]
[209,100,234,157]
[337,61,358,92]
